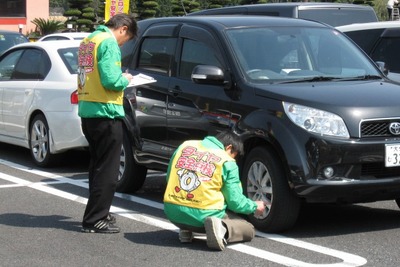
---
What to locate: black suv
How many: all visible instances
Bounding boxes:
[119,16,400,232]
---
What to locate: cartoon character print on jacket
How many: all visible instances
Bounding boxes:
[175,169,201,199]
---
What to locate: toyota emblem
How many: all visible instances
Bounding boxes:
[389,122,400,135]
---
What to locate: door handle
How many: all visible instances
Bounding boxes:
[168,85,181,95]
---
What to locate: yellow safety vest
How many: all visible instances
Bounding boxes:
[164,140,234,210]
[77,32,123,105]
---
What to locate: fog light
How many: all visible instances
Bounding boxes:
[323,167,334,178]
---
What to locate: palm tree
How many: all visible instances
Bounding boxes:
[31,18,65,36]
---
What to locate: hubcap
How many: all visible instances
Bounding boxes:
[30,120,48,163]
[247,161,272,219]
[118,146,126,182]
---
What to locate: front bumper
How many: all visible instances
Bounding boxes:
[290,136,400,203]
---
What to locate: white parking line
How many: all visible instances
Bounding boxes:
[0,159,367,266]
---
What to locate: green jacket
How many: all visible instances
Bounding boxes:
[78,25,128,119]
[164,136,257,228]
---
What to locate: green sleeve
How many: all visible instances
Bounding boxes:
[221,161,257,215]
[97,38,129,91]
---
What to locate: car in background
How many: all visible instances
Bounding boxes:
[337,21,400,82]
[119,15,400,232]
[187,2,378,27]
[0,40,88,167]
[37,32,89,41]
[0,30,29,55]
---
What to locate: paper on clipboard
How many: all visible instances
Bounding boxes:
[128,73,157,87]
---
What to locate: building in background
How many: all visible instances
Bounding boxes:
[0,0,49,35]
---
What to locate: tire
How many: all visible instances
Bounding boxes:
[29,114,58,167]
[242,146,300,232]
[117,130,147,193]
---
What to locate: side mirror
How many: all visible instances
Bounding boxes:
[375,61,389,76]
[191,65,226,85]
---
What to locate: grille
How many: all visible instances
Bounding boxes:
[361,120,394,137]
[362,162,400,178]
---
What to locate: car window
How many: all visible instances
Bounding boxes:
[371,38,400,73]
[59,47,79,74]
[0,49,23,80]
[343,29,383,54]
[12,48,49,80]
[0,33,28,54]
[179,39,221,79]
[299,9,377,27]
[226,26,379,82]
[137,37,177,75]
[42,36,70,41]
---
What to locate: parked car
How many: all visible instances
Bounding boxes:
[37,32,89,42]
[0,30,29,55]
[337,21,400,82]
[119,15,400,233]
[0,40,88,166]
[187,2,378,27]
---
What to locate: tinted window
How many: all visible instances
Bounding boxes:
[0,0,26,17]
[299,9,377,27]
[371,38,400,73]
[179,39,221,79]
[0,49,23,80]
[42,36,70,41]
[344,29,383,53]
[138,37,177,74]
[12,49,49,80]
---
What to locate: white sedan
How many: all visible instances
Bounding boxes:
[0,40,88,166]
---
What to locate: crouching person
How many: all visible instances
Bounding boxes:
[163,131,266,251]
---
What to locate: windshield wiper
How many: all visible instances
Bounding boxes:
[277,74,383,84]
[336,75,382,81]
[277,76,338,84]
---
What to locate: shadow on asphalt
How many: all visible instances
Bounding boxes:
[285,202,400,237]
[0,213,81,232]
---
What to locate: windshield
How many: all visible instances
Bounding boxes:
[225,26,381,83]
[0,33,28,55]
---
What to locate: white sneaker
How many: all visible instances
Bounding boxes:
[179,229,193,243]
[204,217,227,251]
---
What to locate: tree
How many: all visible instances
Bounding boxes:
[31,18,65,35]
[137,0,160,19]
[63,0,95,32]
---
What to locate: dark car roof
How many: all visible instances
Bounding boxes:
[233,2,374,9]
[188,3,374,15]
[137,15,327,30]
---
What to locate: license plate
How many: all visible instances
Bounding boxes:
[385,144,400,167]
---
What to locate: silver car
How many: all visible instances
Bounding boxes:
[0,40,88,166]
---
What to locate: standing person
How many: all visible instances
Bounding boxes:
[77,13,137,233]
[163,131,266,251]
[387,0,399,20]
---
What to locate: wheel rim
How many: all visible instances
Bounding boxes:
[118,146,126,182]
[30,120,48,163]
[247,161,272,219]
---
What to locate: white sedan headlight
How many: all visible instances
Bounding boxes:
[283,102,349,138]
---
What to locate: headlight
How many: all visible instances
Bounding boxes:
[283,102,349,138]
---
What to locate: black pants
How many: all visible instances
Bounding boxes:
[81,118,122,227]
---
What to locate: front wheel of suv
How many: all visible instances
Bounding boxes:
[242,146,300,232]
[117,130,147,193]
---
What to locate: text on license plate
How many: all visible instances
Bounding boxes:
[385,144,400,167]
